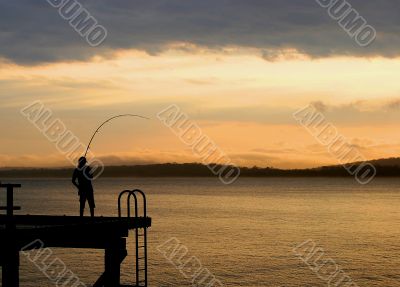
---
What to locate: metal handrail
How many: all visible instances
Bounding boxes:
[118,190,132,217]
[132,189,147,218]
[118,189,147,218]
[127,191,138,219]
[128,189,147,286]
[117,188,148,287]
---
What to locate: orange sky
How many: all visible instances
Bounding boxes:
[2,48,400,168]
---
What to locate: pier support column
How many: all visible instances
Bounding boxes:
[2,249,19,287]
[104,239,125,287]
[1,183,21,287]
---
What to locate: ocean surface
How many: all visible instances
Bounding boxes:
[1,177,400,287]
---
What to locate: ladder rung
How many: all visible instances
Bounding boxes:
[138,245,145,248]
[138,268,146,271]
[138,257,145,259]
[0,206,21,210]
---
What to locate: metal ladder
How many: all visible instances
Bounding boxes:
[118,189,148,287]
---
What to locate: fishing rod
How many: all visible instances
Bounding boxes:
[84,114,150,157]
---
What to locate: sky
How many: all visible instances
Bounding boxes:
[1,0,400,169]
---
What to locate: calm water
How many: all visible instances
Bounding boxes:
[1,177,400,287]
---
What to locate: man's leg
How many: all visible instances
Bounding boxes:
[79,196,85,217]
[88,192,95,218]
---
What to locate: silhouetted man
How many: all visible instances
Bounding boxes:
[72,157,95,217]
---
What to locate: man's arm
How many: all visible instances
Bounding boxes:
[72,169,79,190]
[85,166,93,179]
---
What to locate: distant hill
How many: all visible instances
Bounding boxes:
[366,157,400,167]
[0,158,400,178]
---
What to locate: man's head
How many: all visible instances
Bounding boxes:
[78,156,87,168]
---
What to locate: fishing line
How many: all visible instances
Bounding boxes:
[84,114,150,157]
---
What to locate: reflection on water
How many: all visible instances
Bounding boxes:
[1,177,400,286]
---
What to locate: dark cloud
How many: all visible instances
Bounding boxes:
[0,0,399,64]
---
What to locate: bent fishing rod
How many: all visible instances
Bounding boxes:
[84,114,150,157]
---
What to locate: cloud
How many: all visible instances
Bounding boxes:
[299,99,400,125]
[1,0,400,64]
[310,101,327,112]
[0,150,344,169]
[385,99,400,110]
